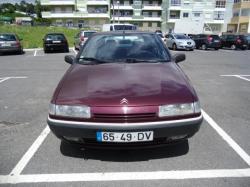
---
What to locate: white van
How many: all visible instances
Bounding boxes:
[102,24,137,32]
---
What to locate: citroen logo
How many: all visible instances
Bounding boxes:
[120,98,128,105]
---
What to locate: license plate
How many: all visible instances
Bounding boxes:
[96,131,153,142]
[53,41,61,43]
[2,43,11,47]
[214,40,219,42]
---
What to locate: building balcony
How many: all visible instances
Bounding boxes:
[112,16,161,21]
[41,11,109,18]
[230,16,250,24]
[87,0,109,5]
[233,1,250,9]
[113,4,133,10]
[41,0,75,5]
[142,4,162,10]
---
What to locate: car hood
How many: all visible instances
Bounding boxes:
[176,39,194,43]
[55,63,196,106]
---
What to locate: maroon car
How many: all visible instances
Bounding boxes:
[47,32,203,148]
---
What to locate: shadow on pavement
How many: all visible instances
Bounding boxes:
[60,140,189,162]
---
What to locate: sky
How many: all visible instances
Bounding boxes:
[0,0,36,4]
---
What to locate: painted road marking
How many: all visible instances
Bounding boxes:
[221,75,250,82]
[0,110,249,184]
[33,50,37,57]
[0,169,250,184]
[202,110,250,166]
[72,49,77,55]
[10,126,50,176]
[0,77,27,84]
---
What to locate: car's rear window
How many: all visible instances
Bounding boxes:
[0,34,16,41]
[45,34,65,40]
[83,32,96,37]
[114,25,136,31]
[79,33,170,63]
[210,35,220,40]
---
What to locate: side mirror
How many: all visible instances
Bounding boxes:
[173,53,186,63]
[65,55,75,64]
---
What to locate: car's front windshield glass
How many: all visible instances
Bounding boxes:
[175,35,189,39]
[78,33,170,64]
[84,32,96,37]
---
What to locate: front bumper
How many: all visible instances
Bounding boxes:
[47,114,203,147]
[177,44,195,50]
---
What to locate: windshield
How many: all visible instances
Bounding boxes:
[79,34,170,64]
[0,34,16,41]
[114,25,136,31]
[84,32,96,37]
[174,35,189,39]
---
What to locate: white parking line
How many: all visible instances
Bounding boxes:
[0,110,249,184]
[0,77,27,84]
[33,50,37,57]
[221,75,250,82]
[0,168,250,184]
[72,49,77,55]
[202,110,250,166]
[10,126,50,176]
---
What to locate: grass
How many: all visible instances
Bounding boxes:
[0,25,80,48]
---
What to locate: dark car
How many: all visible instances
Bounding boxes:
[220,34,248,50]
[245,34,250,49]
[47,32,203,149]
[43,33,69,53]
[187,34,196,39]
[0,33,23,55]
[193,34,221,50]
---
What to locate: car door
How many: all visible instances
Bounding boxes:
[74,32,80,49]
[166,34,174,48]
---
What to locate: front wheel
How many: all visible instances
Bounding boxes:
[172,43,177,51]
[201,44,207,50]
[214,48,219,50]
[231,44,236,50]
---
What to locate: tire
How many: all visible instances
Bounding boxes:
[214,48,219,50]
[230,44,236,50]
[64,47,69,53]
[74,43,77,50]
[172,43,177,51]
[201,44,207,50]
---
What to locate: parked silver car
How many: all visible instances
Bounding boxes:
[165,33,195,51]
[74,30,96,50]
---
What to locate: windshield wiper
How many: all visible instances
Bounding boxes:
[123,58,167,63]
[78,57,112,65]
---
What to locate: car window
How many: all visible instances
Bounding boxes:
[174,35,189,39]
[0,34,17,41]
[210,35,220,40]
[79,34,170,63]
[46,34,65,40]
[83,32,96,37]
[114,25,136,31]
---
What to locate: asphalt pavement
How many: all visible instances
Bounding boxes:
[0,48,250,186]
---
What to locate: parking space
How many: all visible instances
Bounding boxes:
[0,49,250,186]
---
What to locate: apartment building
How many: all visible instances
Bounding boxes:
[227,0,250,33]
[41,0,164,30]
[40,0,110,29]
[163,0,231,34]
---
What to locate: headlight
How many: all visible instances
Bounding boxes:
[49,104,90,118]
[158,102,201,117]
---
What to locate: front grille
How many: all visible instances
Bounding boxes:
[93,113,157,122]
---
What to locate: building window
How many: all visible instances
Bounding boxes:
[170,10,180,19]
[183,12,189,17]
[215,1,226,8]
[171,0,181,6]
[193,12,201,17]
[214,11,224,20]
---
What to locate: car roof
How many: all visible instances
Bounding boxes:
[0,33,17,36]
[80,30,97,33]
[46,33,65,35]
[94,31,155,36]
